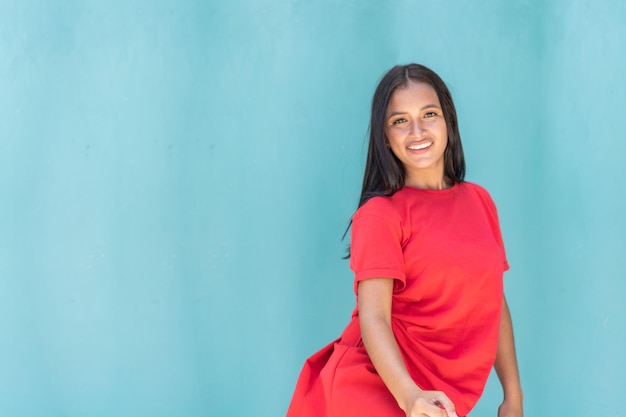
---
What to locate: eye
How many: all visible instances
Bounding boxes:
[424,111,439,118]
[391,118,407,125]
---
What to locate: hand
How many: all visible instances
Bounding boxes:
[402,390,458,417]
[497,399,523,417]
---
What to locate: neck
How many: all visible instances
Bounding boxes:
[404,172,452,190]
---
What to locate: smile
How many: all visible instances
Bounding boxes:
[408,142,433,150]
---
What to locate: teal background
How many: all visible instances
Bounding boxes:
[1,1,625,416]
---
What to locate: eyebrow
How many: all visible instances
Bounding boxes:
[387,104,441,118]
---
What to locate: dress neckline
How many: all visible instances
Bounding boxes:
[402,181,460,195]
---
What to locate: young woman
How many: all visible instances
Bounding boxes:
[286,64,523,417]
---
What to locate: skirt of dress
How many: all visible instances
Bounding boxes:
[286,318,403,417]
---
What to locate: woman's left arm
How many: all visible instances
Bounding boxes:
[494,295,523,417]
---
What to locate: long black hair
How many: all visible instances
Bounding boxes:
[343,64,466,253]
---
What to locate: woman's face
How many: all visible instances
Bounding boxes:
[384,81,448,187]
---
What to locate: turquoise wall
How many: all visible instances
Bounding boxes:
[1,1,624,416]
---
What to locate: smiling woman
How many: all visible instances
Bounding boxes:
[384,81,449,190]
[286,64,523,417]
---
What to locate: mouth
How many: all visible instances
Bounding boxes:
[408,141,433,151]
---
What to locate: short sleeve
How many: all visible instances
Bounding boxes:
[349,198,406,294]
[472,184,509,272]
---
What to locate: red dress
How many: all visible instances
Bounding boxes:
[287,182,508,417]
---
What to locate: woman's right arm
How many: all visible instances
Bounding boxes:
[358,278,458,417]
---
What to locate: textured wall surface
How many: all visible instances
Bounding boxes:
[1,1,624,416]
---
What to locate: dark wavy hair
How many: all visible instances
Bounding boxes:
[343,64,466,253]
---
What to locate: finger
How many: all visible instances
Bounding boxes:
[420,401,451,417]
[431,394,457,417]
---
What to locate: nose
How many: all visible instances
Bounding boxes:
[410,120,425,137]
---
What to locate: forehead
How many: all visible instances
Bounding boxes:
[387,81,440,111]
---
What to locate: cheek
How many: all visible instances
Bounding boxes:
[385,128,405,145]
[439,124,448,139]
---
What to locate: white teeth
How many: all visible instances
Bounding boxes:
[408,142,432,150]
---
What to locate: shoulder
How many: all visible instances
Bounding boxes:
[459,180,490,196]
[351,195,407,248]
[353,192,406,222]
[458,181,501,217]
[459,181,496,203]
